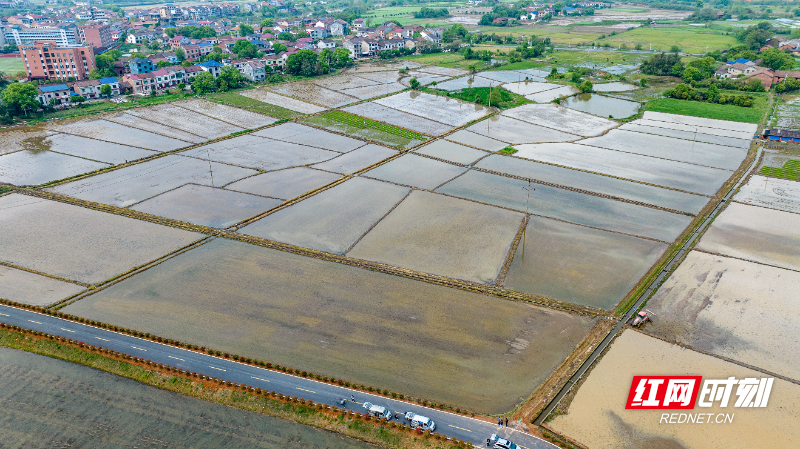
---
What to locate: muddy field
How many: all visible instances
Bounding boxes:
[182,135,340,171]
[415,140,488,165]
[239,89,326,114]
[255,123,365,153]
[502,104,617,137]
[733,175,800,214]
[63,237,597,414]
[225,167,341,200]
[106,112,206,143]
[176,99,276,128]
[446,130,508,152]
[127,104,242,139]
[363,154,465,190]
[0,266,84,306]
[50,119,187,151]
[548,331,800,449]
[375,91,491,126]
[269,82,357,108]
[467,115,578,144]
[0,149,108,186]
[311,144,398,174]
[645,251,800,382]
[0,348,370,448]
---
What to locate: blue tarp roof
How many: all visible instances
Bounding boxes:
[198,60,223,67]
[197,42,213,47]
[39,84,70,93]
[98,77,118,84]
[727,58,751,64]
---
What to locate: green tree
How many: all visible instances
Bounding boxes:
[191,71,217,94]
[707,84,720,102]
[442,24,468,43]
[409,78,420,89]
[2,82,39,116]
[736,21,774,50]
[760,48,794,70]
[233,40,260,58]
[277,31,296,41]
[260,18,274,28]
[178,82,186,90]
[100,84,112,98]
[175,47,186,62]
[286,49,320,76]
[272,42,287,53]
[578,80,593,93]
[332,48,353,68]
[204,52,223,63]
[239,23,254,36]
[72,95,86,104]
[747,77,765,92]
[157,60,172,68]
[682,66,703,82]
[217,66,246,90]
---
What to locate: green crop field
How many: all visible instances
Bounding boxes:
[599,27,738,54]
[0,57,24,74]
[759,160,800,181]
[209,91,301,120]
[320,110,428,140]
[645,97,767,124]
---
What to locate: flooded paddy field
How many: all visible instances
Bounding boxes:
[476,154,709,214]
[131,184,282,228]
[645,251,800,381]
[254,123,365,153]
[415,139,488,165]
[50,119,188,151]
[311,74,382,91]
[734,175,800,213]
[225,167,341,200]
[526,85,579,103]
[0,348,371,449]
[478,71,545,84]
[434,75,496,90]
[350,70,403,83]
[437,170,691,241]
[620,122,751,149]
[696,202,800,271]
[240,177,409,254]
[339,82,406,100]
[126,104,242,139]
[105,112,206,143]
[301,115,424,149]
[466,115,578,144]
[0,265,84,306]
[48,155,257,207]
[548,330,800,449]
[0,194,200,284]
[592,81,638,92]
[32,133,155,165]
[342,102,453,136]
[581,130,747,171]
[375,91,491,126]
[641,111,758,140]
[400,72,450,86]
[363,154,465,189]
[446,130,508,152]
[636,117,755,141]
[561,94,640,119]
[176,99,277,128]
[62,237,596,413]
[514,142,733,195]
[310,144,397,174]
[239,89,326,114]
[415,66,468,77]
[269,82,357,108]
[182,135,339,171]
[0,127,55,155]
[502,82,562,96]
[504,217,666,309]
[502,104,618,137]
[348,191,523,284]
[0,149,108,186]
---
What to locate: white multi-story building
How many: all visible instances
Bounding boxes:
[1,24,79,46]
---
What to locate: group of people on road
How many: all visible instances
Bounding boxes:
[497,417,509,427]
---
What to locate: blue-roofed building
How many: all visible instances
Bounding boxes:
[726,58,751,65]
[198,60,223,77]
[98,76,121,96]
[250,39,266,48]
[36,83,72,105]
[129,58,155,74]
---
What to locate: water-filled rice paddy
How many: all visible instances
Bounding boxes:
[240,177,409,254]
[561,94,641,119]
[643,111,759,135]
[620,122,751,149]
[375,91,491,126]
[415,139,488,165]
[526,85,579,103]
[131,184,282,228]
[502,82,562,96]
[0,127,54,155]
[478,71,545,84]
[32,133,155,164]
[695,202,800,271]
[0,194,200,284]
[311,74,382,91]
[352,70,404,83]
[592,82,638,92]
[182,135,339,171]
[476,154,708,213]
[0,265,84,306]
[0,349,371,449]
[225,167,341,200]
[48,155,257,207]
[401,72,450,86]
[126,104,242,139]
[467,115,578,144]
[0,150,108,186]
[269,82,357,108]
[50,119,188,151]
[362,154,466,189]
[645,251,800,382]
[436,170,691,241]
[734,175,800,213]
[504,216,666,309]
[105,112,206,143]
[434,75,496,90]
[310,144,397,174]
[446,130,508,151]
[513,142,732,195]
[254,123,365,153]
[348,191,523,284]
[548,331,800,449]
[176,99,276,128]
[339,82,406,100]
[416,66,467,77]
[239,89,326,114]
[502,104,618,137]
[636,117,755,141]
[581,130,747,171]
[342,102,453,136]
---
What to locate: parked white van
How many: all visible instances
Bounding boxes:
[363,402,392,420]
[404,412,436,431]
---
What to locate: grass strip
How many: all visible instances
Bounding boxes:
[208,91,302,120]
[320,110,427,140]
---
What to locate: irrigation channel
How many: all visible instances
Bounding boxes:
[533,145,764,426]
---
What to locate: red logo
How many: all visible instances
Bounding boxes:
[626,376,702,409]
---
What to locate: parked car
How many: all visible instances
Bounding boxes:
[363,402,392,420]
[404,412,436,431]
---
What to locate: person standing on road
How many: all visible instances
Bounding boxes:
[351,394,355,402]
[504,417,508,427]
[498,418,502,427]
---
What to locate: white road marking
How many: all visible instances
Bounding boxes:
[28,320,42,324]
[209,366,226,371]
[0,313,9,316]
[131,346,146,351]
[251,376,270,382]
[168,356,184,361]
[296,387,316,394]
[448,425,471,432]
[95,337,110,342]
[61,328,75,333]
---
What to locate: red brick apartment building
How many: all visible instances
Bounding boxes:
[78,23,113,49]
[20,41,96,81]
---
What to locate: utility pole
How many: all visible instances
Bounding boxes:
[206,149,215,187]
[522,180,534,258]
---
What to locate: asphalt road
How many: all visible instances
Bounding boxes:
[0,304,557,449]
